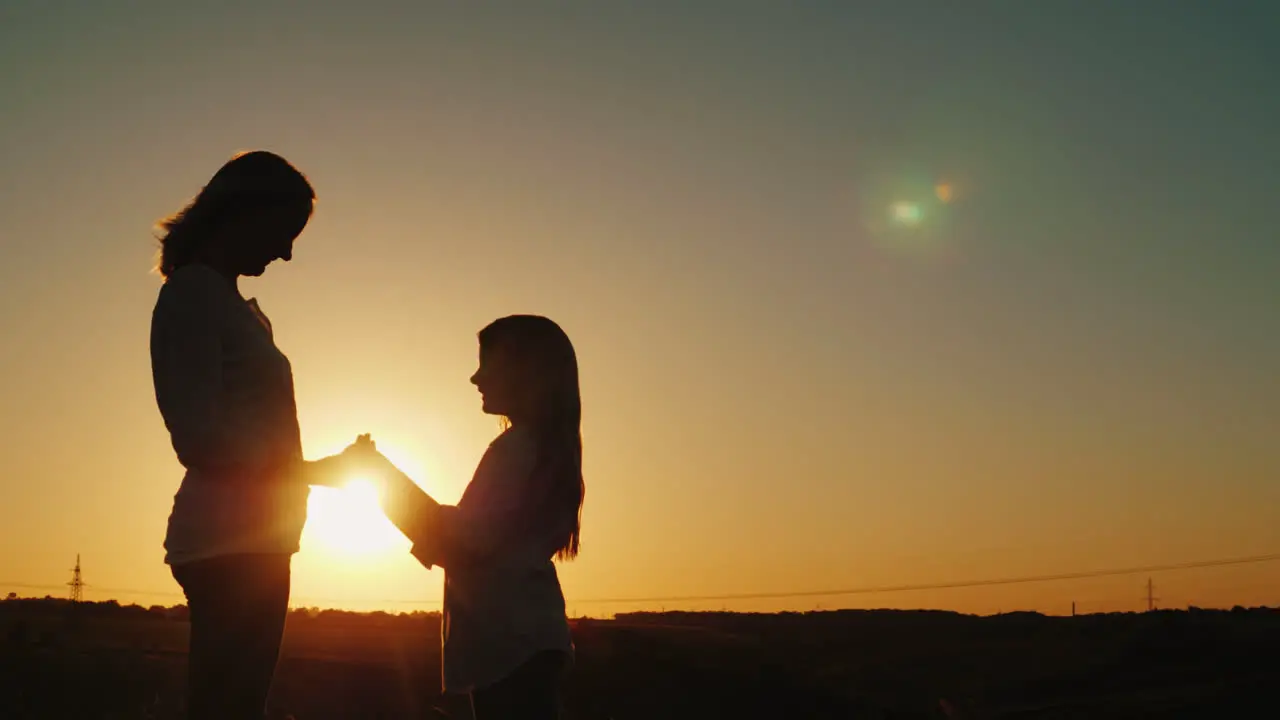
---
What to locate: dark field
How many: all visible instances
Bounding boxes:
[1,598,1275,719]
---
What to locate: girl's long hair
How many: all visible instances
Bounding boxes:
[479,315,584,561]
[155,150,314,280]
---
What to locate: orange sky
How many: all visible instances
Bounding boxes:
[1,3,1277,615]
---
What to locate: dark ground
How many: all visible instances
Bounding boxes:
[1,598,1275,719]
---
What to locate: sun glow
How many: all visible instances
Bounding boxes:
[303,478,410,559]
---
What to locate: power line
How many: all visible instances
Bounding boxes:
[0,581,184,599]
[4,551,1278,608]
[564,551,1280,605]
[83,586,182,599]
[293,551,1280,607]
[0,581,74,592]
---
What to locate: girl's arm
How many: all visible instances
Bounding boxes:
[347,450,445,567]
[407,431,538,570]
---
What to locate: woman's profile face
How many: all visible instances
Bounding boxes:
[226,200,311,277]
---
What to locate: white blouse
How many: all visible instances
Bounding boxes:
[411,426,576,693]
[150,264,309,566]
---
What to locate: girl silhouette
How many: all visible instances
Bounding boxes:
[371,315,584,720]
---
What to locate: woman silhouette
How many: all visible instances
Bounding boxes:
[149,150,365,719]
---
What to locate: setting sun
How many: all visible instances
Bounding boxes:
[302,479,410,559]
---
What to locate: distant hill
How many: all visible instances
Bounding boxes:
[2,597,1275,718]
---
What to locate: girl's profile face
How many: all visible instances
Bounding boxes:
[471,342,525,418]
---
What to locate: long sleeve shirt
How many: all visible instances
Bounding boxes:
[410,426,575,693]
[150,264,308,566]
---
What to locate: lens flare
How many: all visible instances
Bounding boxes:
[890,201,923,226]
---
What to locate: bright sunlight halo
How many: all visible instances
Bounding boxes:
[303,478,410,559]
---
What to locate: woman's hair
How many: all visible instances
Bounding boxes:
[154,150,315,280]
[479,315,585,561]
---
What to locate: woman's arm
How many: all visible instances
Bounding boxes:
[300,454,354,488]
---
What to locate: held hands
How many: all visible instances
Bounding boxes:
[320,433,444,564]
[340,433,396,478]
[305,433,392,488]
[340,434,442,545]
[342,433,378,464]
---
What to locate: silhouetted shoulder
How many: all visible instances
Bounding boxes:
[472,426,538,490]
[489,425,538,459]
[161,264,228,295]
[155,264,233,317]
